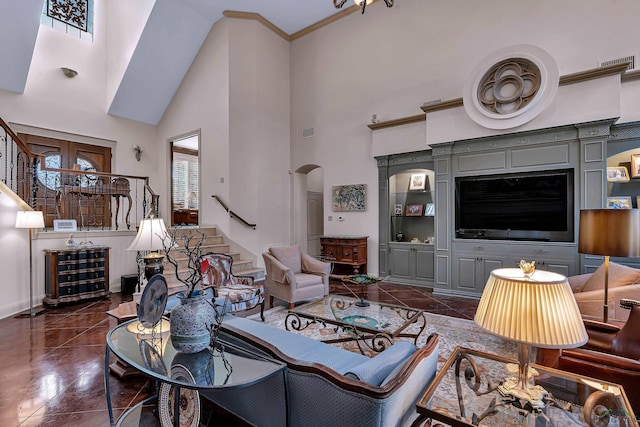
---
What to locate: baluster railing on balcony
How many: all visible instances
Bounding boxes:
[0,117,159,231]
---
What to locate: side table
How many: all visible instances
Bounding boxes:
[105,319,287,427]
[413,346,638,427]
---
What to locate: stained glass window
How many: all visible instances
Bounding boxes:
[41,0,93,41]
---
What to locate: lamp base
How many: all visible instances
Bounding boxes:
[16,306,46,318]
[498,374,548,409]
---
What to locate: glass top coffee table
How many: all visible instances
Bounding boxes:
[285,294,426,354]
[412,346,638,427]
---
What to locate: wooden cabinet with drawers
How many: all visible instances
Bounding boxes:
[44,247,110,306]
[320,236,368,275]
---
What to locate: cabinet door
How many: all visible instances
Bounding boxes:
[390,246,412,279]
[455,255,478,292]
[414,246,435,281]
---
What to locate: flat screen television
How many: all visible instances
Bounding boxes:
[455,169,574,242]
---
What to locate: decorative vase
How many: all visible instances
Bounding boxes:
[395,231,404,242]
[170,290,216,354]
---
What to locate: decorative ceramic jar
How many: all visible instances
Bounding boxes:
[170,290,216,354]
[395,231,404,242]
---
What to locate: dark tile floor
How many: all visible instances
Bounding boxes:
[0,282,478,426]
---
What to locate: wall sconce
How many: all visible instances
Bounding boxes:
[60,67,78,78]
[133,145,144,162]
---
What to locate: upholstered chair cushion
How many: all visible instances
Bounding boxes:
[581,261,640,293]
[344,341,416,386]
[269,245,302,274]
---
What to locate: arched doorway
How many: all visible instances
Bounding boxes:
[294,165,324,257]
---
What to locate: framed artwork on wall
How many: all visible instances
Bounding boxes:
[409,174,427,191]
[607,196,632,209]
[631,154,640,178]
[606,166,630,182]
[425,203,435,216]
[406,204,423,216]
[332,184,366,212]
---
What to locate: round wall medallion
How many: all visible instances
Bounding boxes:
[463,44,559,129]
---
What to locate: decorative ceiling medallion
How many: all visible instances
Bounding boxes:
[47,0,88,32]
[463,45,559,130]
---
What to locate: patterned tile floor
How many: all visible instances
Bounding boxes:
[0,281,478,426]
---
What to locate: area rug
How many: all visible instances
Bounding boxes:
[246,305,516,364]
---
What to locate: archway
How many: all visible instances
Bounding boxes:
[294,165,324,256]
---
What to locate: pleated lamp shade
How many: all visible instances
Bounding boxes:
[474,268,587,349]
[127,216,169,252]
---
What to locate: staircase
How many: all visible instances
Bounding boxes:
[162,225,264,294]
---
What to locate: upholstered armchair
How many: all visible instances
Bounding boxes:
[537,298,640,412]
[262,245,330,309]
[200,252,265,321]
[569,261,640,322]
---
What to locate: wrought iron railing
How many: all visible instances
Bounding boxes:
[0,117,158,231]
[211,194,256,229]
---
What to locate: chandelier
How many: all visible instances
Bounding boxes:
[334,0,394,14]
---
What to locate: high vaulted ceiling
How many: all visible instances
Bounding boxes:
[0,0,365,125]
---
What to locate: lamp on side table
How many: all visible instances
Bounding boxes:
[474,266,587,409]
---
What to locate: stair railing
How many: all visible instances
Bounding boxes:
[0,116,159,230]
[211,194,256,229]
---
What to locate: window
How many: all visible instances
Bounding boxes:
[41,0,94,42]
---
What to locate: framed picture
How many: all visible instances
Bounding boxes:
[607,196,632,209]
[332,184,366,212]
[606,166,630,182]
[394,204,403,215]
[409,173,427,191]
[632,154,640,178]
[406,204,423,216]
[425,203,435,216]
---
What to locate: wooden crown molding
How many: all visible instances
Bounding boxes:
[367,114,425,130]
[558,61,630,85]
[290,5,362,41]
[420,98,464,114]
[224,4,364,42]
[223,10,290,40]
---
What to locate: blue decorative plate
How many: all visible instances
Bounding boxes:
[137,274,168,328]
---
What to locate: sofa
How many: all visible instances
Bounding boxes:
[569,261,640,322]
[215,314,439,427]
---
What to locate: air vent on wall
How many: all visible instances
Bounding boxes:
[600,55,635,70]
[302,127,314,139]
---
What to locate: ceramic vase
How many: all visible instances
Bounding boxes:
[170,290,215,354]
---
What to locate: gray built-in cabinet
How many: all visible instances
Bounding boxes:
[376,119,637,298]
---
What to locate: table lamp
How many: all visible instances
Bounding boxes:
[474,266,587,408]
[578,209,640,323]
[127,215,169,286]
[15,210,45,317]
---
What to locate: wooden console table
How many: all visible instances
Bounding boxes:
[44,246,110,306]
[320,235,368,275]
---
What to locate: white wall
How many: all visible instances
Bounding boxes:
[159,17,291,264]
[0,1,162,317]
[105,0,156,108]
[290,0,640,275]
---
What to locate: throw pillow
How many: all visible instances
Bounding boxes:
[581,261,640,293]
[344,341,416,387]
[270,245,302,274]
